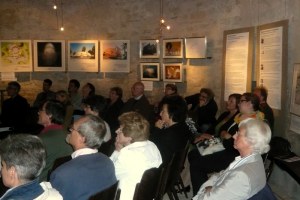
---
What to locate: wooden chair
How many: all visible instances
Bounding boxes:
[89,180,120,200]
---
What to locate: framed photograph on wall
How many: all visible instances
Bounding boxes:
[290,63,300,116]
[163,39,183,58]
[163,63,183,82]
[140,63,160,81]
[34,40,65,71]
[139,40,160,58]
[100,40,130,72]
[68,40,98,72]
[185,37,207,58]
[0,40,32,72]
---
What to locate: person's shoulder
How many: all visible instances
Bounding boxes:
[37,182,63,200]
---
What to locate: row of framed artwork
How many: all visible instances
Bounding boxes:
[0,38,206,73]
[140,63,183,83]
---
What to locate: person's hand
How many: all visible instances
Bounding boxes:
[199,99,207,107]
[220,131,232,139]
[114,141,123,152]
[155,119,166,129]
[193,133,213,143]
[205,186,212,193]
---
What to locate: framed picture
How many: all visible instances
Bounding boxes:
[68,40,98,72]
[139,40,160,58]
[0,40,32,72]
[163,39,183,58]
[185,37,207,58]
[34,40,65,71]
[290,63,300,116]
[140,63,160,81]
[100,40,130,72]
[163,63,183,82]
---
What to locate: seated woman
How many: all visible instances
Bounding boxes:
[154,84,178,118]
[110,112,162,200]
[194,93,241,143]
[0,134,62,199]
[189,92,264,195]
[150,95,193,163]
[187,88,218,133]
[192,118,271,199]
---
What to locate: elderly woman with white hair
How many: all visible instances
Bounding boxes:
[192,118,271,200]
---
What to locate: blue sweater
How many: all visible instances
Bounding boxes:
[50,153,117,200]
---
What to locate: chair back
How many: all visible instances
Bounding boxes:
[89,180,120,200]
[247,184,277,200]
[133,167,164,200]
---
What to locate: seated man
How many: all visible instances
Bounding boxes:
[121,81,153,123]
[33,79,56,108]
[0,81,30,131]
[0,134,62,199]
[50,115,117,200]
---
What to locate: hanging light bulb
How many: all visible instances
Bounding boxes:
[60,26,64,31]
[53,5,57,9]
[166,25,170,30]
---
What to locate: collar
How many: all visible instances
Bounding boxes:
[71,148,98,159]
[40,124,63,134]
[134,95,143,100]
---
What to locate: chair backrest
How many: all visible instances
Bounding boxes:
[89,180,120,200]
[133,167,164,200]
[247,184,277,200]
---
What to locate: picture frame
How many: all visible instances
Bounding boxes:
[34,40,65,71]
[68,40,98,72]
[140,63,160,81]
[163,39,183,58]
[0,40,32,72]
[290,63,300,116]
[100,40,130,72]
[185,37,207,58]
[139,40,160,58]
[163,63,183,82]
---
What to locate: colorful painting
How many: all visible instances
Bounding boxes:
[163,39,183,58]
[100,40,130,72]
[140,63,160,81]
[0,40,32,72]
[163,63,183,82]
[68,40,98,72]
[139,40,160,58]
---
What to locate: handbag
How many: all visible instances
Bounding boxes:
[197,137,225,156]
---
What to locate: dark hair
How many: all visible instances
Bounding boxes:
[242,92,260,111]
[86,83,96,96]
[229,93,242,109]
[8,81,21,92]
[255,86,268,101]
[161,95,187,123]
[165,84,177,94]
[110,87,123,99]
[44,79,52,86]
[69,79,80,89]
[43,100,65,125]
[200,88,214,101]
[83,95,107,116]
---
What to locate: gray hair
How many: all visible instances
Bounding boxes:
[0,134,46,182]
[77,114,107,149]
[239,118,271,154]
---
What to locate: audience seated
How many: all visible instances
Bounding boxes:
[82,95,111,142]
[0,134,62,199]
[33,79,56,108]
[103,86,124,138]
[38,100,73,181]
[187,88,218,133]
[189,92,265,195]
[121,81,153,123]
[193,93,241,143]
[253,86,274,132]
[192,119,271,199]
[81,82,95,101]
[56,90,74,130]
[110,112,162,200]
[150,95,193,163]
[0,81,30,131]
[68,79,82,112]
[50,115,117,200]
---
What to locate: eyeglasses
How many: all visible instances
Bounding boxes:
[240,99,248,103]
[68,127,79,133]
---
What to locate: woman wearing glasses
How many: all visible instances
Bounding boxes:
[189,92,265,195]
